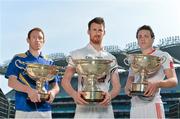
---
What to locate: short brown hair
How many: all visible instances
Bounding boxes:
[27,27,45,39]
[88,17,105,30]
[136,25,155,39]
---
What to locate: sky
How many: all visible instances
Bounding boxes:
[0,0,180,94]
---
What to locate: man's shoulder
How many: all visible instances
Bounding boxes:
[103,51,117,59]
[42,55,53,62]
[15,53,27,58]
[6,53,27,69]
[155,49,170,57]
[70,46,87,55]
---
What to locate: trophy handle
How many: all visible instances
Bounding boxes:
[56,66,65,75]
[123,57,130,66]
[66,56,75,67]
[15,59,27,70]
[110,59,120,73]
[161,56,167,64]
[110,65,120,74]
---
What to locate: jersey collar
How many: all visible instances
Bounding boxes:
[26,50,43,58]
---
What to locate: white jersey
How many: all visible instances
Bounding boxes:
[128,49,174,118]
[68,43,118,119]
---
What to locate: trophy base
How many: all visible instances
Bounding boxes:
[40,93,50,102]
[131,91,154,101]
[82,91,104,102]
[130,91,145,96]
[131,83,154,101]
[131,83,147,96]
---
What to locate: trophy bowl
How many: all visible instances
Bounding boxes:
[25,63,59,80]
[15,60,60,101]
[124,54,162,100]
[72,59,112,102]
[130,54,162,78]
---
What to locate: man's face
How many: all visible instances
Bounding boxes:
[137,30,153,50]
[88,23,105,45]
[27,30,44,51]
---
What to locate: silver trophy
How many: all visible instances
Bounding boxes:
[124,54,165,100]
[15,59,62,101]
[68,57,115,102]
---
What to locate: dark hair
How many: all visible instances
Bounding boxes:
[136,25,155,39]
[88,17,105,30]
[27,27,45,39]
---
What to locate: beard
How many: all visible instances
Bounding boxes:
[90,35,101,44]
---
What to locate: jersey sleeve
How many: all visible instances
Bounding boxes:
[161,52,174,70]
[5,56,21,79]
[67,52,76,68]
[110,56,119,73]
[49,61,61,84]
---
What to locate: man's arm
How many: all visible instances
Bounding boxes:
[144,68,178,96]
[158,68,178,88]
[47,82,60,103]
[99,69,121,106]
[61,66,88,105]
[8,75,41,102]
[125,76,134,96]
[109,69,121,99]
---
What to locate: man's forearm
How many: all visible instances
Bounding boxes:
[50,83,60,96]
[61,81,77,98]
[110,89,120,99]
[158,77,178,88]
[8,76,31,94]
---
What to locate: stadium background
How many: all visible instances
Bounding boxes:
[0,36,180,118]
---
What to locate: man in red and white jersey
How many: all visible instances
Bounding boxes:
[125,25,178,119]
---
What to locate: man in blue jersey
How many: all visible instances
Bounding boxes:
[5,27,60,119]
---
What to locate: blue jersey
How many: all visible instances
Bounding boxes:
[5,50,60,111]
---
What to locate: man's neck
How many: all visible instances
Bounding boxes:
[90,42,103,52]
[29,49,41,57]
[142,47,155,55]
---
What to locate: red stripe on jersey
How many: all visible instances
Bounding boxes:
[170,60,174,69]
[155,103,162,119]
[147,49,156,55]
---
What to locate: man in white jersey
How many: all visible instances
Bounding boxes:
[61,17,121,119]
[125,25,178,118]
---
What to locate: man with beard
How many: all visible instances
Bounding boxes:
[61,17,121,119]
[5,27,60,118]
